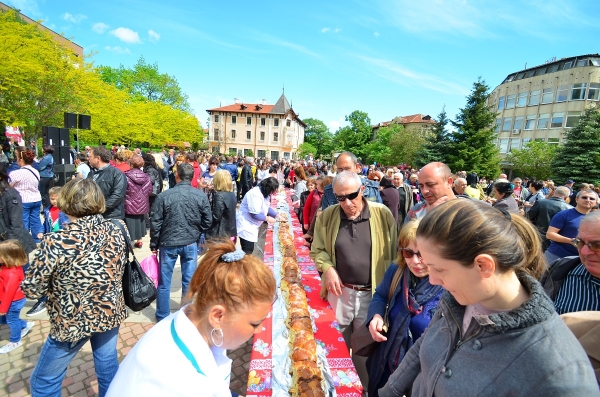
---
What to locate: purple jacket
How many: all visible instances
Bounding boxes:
[124,168,152,215]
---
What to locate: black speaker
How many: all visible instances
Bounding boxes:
[59,128,70,147]
[43,126,60,146]
[64,113,77,129]
[78,114,91,130]
[51,146,71,165]
[53,164,76,187]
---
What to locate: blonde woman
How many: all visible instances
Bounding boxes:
[206,170,237,242]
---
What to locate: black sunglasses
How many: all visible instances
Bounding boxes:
[572,238,600,252]
[334,187,361,202]
[400,248,424,261]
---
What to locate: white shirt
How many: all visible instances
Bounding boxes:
[76,163,90,179]
[236,186,270,242]
[107,309,232,397]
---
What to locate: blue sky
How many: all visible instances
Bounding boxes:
[7,0,600,131]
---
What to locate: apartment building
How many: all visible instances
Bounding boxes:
[372,114,436,136]
[206,93,305,160]
[489,54,600,160]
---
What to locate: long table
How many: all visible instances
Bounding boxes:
[246,190,363,397]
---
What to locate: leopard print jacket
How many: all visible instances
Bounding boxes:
[22,214,129,342]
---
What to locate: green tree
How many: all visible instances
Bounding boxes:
[367,123,426,166]
[551,105,600,184]
[414,107,450,167]
[302,118,333,158]
[99,56,192,112]
[333,110,372,161]
[447,78,501,177]
[297,142,318,158]
[506,140,557,180]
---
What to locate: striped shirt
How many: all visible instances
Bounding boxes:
[9,166,42,203]
[554,263,600,314]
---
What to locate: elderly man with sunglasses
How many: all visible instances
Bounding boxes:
[310,171,397,392]
[541,210,600,314]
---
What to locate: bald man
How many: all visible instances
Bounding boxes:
[404,162,457,222]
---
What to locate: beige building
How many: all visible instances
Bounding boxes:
[489,54,600,161]
[206,93,305,160]
[372,114,436,136]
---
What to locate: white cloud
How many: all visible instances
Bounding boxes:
[148,29,160,42]
[374,31,380,38]
[105,46,131,54]
[329,118,344,131]
[321,27,342,33]
[321,27,330,33]
[92,22,109,34]
[7,0,42,18]
[110,27,142,44]
[334,27,342,33]
[62,12,87,24]
[252,33,320,58]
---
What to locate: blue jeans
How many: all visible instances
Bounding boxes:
[30,325,120,397]
[156,243,198,321]
[0,297,27,342]
[22,200,43,243]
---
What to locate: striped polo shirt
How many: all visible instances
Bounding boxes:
[554,263,600,314]
[9,166,42,203]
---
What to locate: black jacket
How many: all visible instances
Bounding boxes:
[527,197,571,250]
[88,165,127,219]
[540,255,581,301]
[149,181,212,249]
[240,165,254,190]
[0,187,36,253]
[205,191,237,239]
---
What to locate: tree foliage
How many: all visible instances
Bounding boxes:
[297,142,318,158]
[367,123,426,166]
[447,78,501,177]
[333,111,372,161]
[506,140,557,180]
[414,107,451,167]
[302,118,333,158]
[551,105,600,184]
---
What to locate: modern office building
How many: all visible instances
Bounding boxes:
[489,54,600,160]
[206,93,305,159]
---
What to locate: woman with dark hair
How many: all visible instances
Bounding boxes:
[523,180,545,214]
[9,147,43,242]
[294,166,308,196]
[487,179,519,214]
[379,176,400,223]
[379,199,598,397]
[236,177,280,255]
[141,153,162,211]
[38,145,55,209]
[124,155,152,248]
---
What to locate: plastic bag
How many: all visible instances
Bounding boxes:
[139,253,159,288]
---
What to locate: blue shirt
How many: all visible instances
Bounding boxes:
[546,208,585,258]
[554,263,600,314]
[37,154,54,178]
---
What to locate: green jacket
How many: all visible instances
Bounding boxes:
[310,200,398,298]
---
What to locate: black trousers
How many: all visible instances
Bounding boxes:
[39,177,53,209]
[236,181,242,201]
[239,237,255,255]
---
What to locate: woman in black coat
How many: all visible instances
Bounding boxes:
[142,153,163,229]
[0,163,36,253]
[205,170,237,241]
[379,176,400,223]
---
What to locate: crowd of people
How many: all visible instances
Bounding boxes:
[0,141,599,396]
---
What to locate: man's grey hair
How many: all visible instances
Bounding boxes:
[554,186,571,198]
[333,171,362,190]
[246,156,254,164]
[336,151,358,166]
[576,189,598,199]
[393,172,404,181]
[580,209,600,226]
[454,178,467,187]
[176,162,194,182]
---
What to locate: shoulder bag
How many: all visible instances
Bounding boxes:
[111,219,158,311]
[351,266,404,357]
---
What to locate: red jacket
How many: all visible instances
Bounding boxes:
[303,189,322,226]
[0,266,25,313]
[191,162,201,189]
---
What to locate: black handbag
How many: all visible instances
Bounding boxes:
[111,220,158,311]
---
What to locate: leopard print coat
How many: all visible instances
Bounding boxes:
[22,214,129,342]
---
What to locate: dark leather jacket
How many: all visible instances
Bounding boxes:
[205,191,237,239]
[0,187,36,253]
[150,181,212,248]
[88,165,127,219]
[240,164,254,190]
[527,197,572,242]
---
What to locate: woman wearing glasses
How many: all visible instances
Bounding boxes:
[379,199,598,397]
[365,219,443,397]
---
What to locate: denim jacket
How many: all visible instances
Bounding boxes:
[43,206,70,233]
[321,176,382,210]
[37,154,54,178]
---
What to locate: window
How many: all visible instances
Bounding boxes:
[506,94,516,109]
[571,83,587,100]
[537,113,549,129]
[270,151,279,160]
[535,68,546,76]
[563,62,572,70]
[495,118,501,132]
[509,139,520,152]
[556,85,569,102]
[246,117,252,125]
[592,59,600,67]
[231,116,237,124]
[522,138,532,147]
[588,83,600,101]
[257,150,266,158]
[229,147,237,155]
[529,90,540,106]
[499,139,509,154]
[525,115,536,130]
[502,117,513,131]
[244,149,253,156]
[525,70,535,78]
[516,72,525,80]
[548,138,560,145]
[231,130,236,139]
[576,59,587,67]
[283,152,290,159]
[550,112,564,128]
[541,88,554,104]
[517,92,528,107]
[261,118,266,126]
[566,111,582,128]
[498,96,506,110]
[273,132,279,142]
[274,118,279,127]
[286,120,291,127]
[214,115,219,122]
[260,131,265,141]
[246,131,251,140]
[213,129,220,141]
[535,138,546,142]
[513,116,524,130]
[548,64,559,73]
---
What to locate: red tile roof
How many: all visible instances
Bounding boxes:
[207,103,275,114]
[373,114,436,128]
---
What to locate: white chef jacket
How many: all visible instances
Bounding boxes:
[236,186,271,242]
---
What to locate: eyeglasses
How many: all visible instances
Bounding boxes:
[400,248,424,261]
[334,188,361,202]
[579,196,597,201]
[373,178,380,181]
[572,238,600,252]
